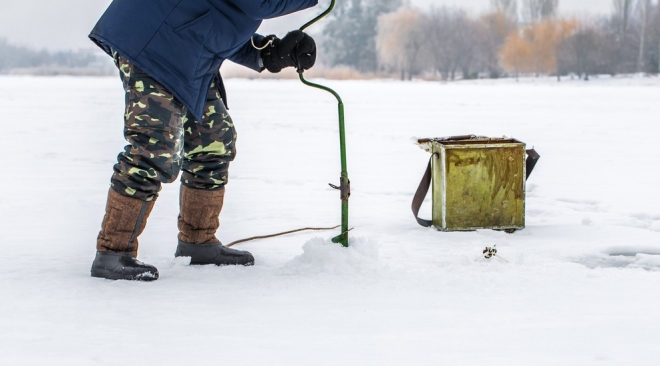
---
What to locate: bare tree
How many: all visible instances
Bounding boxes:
[490,0,518,21]
[522,0,559,23]
[422,7,484,80]
[322,0,402,72]
[480,5,519,78]
[424,7,459,79]
[612,0,634,36]
[608,0,638,73]
[558,24,609,80]
[376,7,428,80]
[540,0,560,18]
[452,15,483,80]
[656,3,660,73]
[636,0,651,72]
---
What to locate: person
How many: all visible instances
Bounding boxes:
[88,0,319,281]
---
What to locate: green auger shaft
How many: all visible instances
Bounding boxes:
[298,0,350,247]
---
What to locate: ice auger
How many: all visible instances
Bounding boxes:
[297,0,351,247]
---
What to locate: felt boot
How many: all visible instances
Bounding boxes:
[176,185,254,266]
[91,252,158,281]
[91,189,158,280]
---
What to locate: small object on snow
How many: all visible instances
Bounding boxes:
[483,246,497,259]
[483,245,509,263]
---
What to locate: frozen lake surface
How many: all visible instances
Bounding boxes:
[1,75,659,365]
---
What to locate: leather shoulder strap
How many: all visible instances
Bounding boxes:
[411,155,435,227]
[526,148,540,179]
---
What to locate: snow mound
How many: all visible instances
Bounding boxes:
[280,237,380,276]
[171,256,192,266]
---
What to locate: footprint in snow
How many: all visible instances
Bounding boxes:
[577,246,660,271]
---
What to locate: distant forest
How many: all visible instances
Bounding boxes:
[321,0,660,80]
[0,38,113,76]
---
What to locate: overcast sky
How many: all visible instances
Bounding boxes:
[0,0,613,51]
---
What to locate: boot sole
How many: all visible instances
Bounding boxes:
[189,260,255,266]
[91,268,159,281]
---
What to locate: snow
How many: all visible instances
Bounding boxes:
[1,75,660,365]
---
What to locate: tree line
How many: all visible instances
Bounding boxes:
[321,0,660,80]
[0,38,112,75]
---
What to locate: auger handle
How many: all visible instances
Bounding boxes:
[300,0,336,32]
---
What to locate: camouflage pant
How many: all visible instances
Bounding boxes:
[111,52,237,201]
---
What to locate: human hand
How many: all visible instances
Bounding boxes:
[261,30,316,73]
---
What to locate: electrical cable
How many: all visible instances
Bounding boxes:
[226,226,340,248]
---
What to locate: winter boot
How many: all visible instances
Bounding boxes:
[176,185,254,266]
[91,188,159,280]
[91,252,158,281]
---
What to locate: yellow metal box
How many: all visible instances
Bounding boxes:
[413,136,538,232]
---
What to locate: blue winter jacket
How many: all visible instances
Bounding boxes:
[90,0,318,121]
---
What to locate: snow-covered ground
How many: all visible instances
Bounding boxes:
[1,75,659,365]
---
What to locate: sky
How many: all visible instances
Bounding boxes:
[0,0,614,51]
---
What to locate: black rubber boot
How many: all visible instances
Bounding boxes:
[90,251,159,281]
[175,241,255,266]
